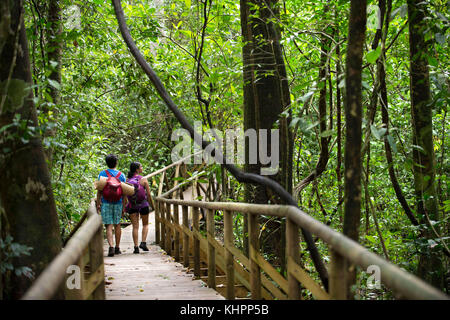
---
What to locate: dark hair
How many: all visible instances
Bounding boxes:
[127,162,141,179]
[105,154,118,169]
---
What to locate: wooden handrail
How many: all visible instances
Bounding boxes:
[154,197,449,300]
[160,171,207,198]
[22,200,104,300]
[142,151,202,180]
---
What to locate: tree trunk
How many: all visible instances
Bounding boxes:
[342,0,367,298]
[0,0,63,299]
[335,7,343,221]
[240,0,293,269]
[407,0,444,289]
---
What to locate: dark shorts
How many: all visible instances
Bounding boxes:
[128,206,150,215]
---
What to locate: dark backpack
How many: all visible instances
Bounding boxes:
[102,171,123,202]
[127,176,146,206]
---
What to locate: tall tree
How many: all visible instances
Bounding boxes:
[240,0,293,268]
[342,0,367,298]
[407,0,444,289]
[0,0,62,299]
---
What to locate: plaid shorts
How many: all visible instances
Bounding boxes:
[101,202,122,225]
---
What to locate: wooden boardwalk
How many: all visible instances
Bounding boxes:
[103,211,224,300]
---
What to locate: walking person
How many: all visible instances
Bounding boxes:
[126,162,152,254]
[96,154,127,257]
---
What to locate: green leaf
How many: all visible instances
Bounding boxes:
[320,130,333,138]
[391,4,407,20]
[0,123,15,134]
[289,117,299,129]
[299,91,314,102]
[412,144,426,154]
[49,60,59,68]
[386,134,397,153]
[366,46,381,64]
[305,121,320,131]
[48,79,61,90]
[427,56,438,67]
[435,33,445,45]
[370,124,387,140]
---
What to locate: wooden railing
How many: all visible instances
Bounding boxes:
[154,197,449,300]
[149,160,449,300]
[22,200,105,300]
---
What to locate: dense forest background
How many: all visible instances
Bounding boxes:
[0,0,448,299]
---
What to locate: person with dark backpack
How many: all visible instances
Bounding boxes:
[126,162,152,254]
[96,154,127,257]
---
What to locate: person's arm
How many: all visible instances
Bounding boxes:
[96,171,104,213]
[142,178,154,209]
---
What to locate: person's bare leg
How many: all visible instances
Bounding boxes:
[114,224,121,248]
[141,214,149,243]
[106,224,114,247]
[130,213,139,247]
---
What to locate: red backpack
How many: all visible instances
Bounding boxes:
[102,171,123,202]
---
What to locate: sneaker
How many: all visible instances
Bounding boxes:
[108,247,114,257]
[139,242,149,251]
[133,246,139,254]
[114,247,121,255]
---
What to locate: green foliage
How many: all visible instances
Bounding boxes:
[0,235,34,279]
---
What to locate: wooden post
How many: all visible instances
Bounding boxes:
[174,203,180,261]
[88,225,105,299]
[160,202,166,251]
[206,209,216,289]
[286,218,301,300]
[193,206,201,278]
[173,163,180,261]
[157,171,166,246]
[64,255,84,300]
[182,205,190,268]
[248,213,261,299]
[155,201,160,245]
[165,202,172,255]
[330,247,348,300]
[224,210,235,300]
[157,171,166,196]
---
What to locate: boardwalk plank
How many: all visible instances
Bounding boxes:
[103,211,224,300]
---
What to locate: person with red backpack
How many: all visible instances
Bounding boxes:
[96,154,127,257]
[125,161,152,254]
